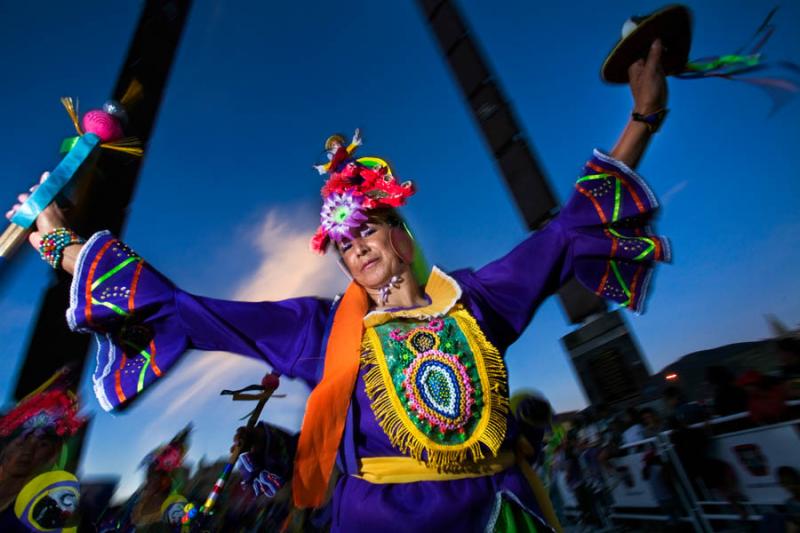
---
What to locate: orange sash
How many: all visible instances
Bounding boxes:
[292,282,368,508]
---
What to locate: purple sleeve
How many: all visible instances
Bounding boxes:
[456,149,670,348]
[67,231,331,412]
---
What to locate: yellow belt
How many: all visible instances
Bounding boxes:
[355,447,562,533]
[355,451,516,484]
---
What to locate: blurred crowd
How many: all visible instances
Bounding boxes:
[529,333,800,532]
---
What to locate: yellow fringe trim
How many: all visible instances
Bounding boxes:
[361,305,509,471]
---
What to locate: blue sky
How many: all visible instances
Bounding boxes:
[1,0,798,500]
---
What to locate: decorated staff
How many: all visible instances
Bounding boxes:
[181,372,282,527]
[1,92,142,270]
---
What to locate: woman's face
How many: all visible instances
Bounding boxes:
[1,431,60,477]
[337,221,404,289]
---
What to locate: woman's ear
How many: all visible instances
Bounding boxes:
[389,226,414,264]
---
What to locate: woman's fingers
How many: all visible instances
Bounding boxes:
[644,39,664,75]
[628,59,644,81]
[28,231,42,250]
[40,171,50,184]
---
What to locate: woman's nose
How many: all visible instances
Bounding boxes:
[354,238,370,255]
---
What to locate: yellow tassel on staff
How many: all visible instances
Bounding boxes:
[60,97,83,136]
[119,78,143,107]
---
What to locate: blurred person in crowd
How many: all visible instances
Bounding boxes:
[541,417,567,526]
[575,411,608,497]
[510,390,553,464]
[776,336,800,399]
[663,386,707,428]
[562,428,601,528]
[641,443,681,528]
[598,416,626,475]
[760,466,800,533]
[665,386,748,519]
[641,407,665,438]
[737,369,788,424]
[622,407,646,445]
[778,466,800,531]
[706,365,748,417]
[97,426,190,532]
[227,421,299,531]
[0,368,84,532]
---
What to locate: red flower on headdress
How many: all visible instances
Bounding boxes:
[141,424,191,474]
[0,368,84,438]
[310,134,416,254]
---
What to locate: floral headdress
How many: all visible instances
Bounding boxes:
[0,367,85,439]
[140,424,192,474]
[310,130,416,254]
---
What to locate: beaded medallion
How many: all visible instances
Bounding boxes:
[362,305,508,468]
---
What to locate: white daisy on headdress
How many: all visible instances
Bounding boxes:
[320,190,369,242]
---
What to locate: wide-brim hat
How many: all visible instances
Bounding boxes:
[601,4,692,83]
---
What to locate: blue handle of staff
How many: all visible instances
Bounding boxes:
[0,134,101,269]
[10,133,101,228]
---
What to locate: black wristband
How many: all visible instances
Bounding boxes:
[632,108,668,133]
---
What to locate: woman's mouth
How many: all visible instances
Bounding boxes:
[361,258,379,272]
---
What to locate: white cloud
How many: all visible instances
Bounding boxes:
[135,206,348,459]
[143,205,347,415]
[659,179,689,206]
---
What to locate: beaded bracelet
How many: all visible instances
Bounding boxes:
[38,228,86,270]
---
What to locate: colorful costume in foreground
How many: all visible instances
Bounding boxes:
[67,146,668,531]
[0,368,85,533]
[97,426,190,532]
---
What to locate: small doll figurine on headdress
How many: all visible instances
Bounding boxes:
[310,129,416,254]
[312,128,362,175]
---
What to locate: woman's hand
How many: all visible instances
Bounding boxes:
[231,424,267,457]
[5,171,82,274]
[628,38,668,114]
[611,39,669,169]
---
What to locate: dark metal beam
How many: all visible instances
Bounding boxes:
[14,0,193,399]
[416,0,606,324]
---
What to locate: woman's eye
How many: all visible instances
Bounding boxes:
[341,242,352,252]
[361,227,376,238]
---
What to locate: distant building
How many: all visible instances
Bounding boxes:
[561,311,651,409]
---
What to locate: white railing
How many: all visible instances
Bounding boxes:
[553,401,800,532]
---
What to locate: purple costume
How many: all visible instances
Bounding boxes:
[67,150,669,532]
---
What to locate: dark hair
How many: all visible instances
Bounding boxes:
[777,337,800,356]
[777,465,800,484]
[663,386,684,400]
[706,365,734,386]
[640,407,657,417]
